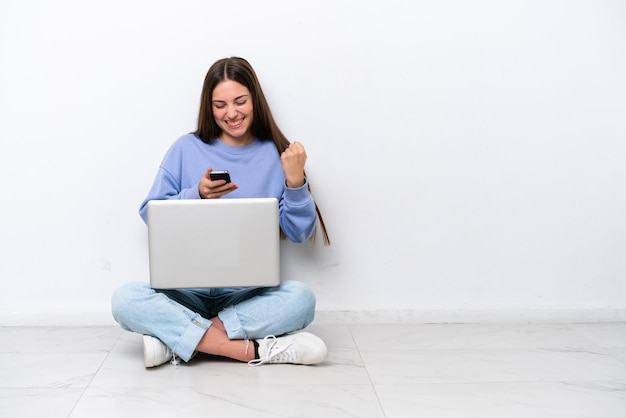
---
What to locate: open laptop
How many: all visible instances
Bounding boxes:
[146,198,280,289]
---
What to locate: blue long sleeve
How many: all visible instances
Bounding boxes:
[139,134,316,243]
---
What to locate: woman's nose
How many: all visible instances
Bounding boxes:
[226,105,238,118]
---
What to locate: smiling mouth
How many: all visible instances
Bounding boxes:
[226,118,244,128]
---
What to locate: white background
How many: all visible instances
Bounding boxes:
[1,0,625,324]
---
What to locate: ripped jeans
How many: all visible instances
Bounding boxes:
[111,280,316,362]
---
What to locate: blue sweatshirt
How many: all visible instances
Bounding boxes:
[139,134,316,243]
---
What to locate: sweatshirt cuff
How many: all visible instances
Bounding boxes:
[283,178,311,205]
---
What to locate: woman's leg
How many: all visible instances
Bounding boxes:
[193,280,317,361]
[217,280,316,340]
[112,280,320,364]
[195,317,254,362]
[111,282,211,362]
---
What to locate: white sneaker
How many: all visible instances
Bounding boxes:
[143,335,173,368]
[248,332,327,366]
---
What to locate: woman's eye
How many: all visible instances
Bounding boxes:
[214,104,226,109]
[235,101,246,106]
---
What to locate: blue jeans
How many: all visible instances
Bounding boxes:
[111,280,316,362]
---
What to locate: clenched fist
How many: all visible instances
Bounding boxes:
[281,141,307,188]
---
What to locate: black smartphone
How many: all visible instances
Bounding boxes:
[209,170,231,183]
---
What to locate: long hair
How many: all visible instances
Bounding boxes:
[194,57,330,245]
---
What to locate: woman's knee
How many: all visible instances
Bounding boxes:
[281,280,316,325]
[111,282,152,325]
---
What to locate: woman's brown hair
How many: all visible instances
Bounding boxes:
[194,57,330,245]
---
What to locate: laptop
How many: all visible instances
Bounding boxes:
[146,198,280,289]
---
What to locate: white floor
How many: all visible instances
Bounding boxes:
[1,322,626,418]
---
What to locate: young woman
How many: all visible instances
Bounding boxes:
[112,57,330,367]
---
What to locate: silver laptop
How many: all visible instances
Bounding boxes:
[146,198,280,289]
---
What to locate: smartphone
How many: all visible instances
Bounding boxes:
[209,170,231,183]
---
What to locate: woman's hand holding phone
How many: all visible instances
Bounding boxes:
[199,167,238,199]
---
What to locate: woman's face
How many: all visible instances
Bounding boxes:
[212,79,254,145]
